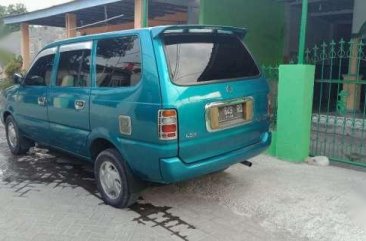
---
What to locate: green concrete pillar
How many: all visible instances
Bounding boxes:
[275,65,315,162]
[142,0,148,28]
[198,0,206,24]
[298,0,309,64]
[267,131,277,156]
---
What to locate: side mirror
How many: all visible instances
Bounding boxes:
[12,73,24,84]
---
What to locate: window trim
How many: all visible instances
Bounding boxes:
[161,33,262,87]
[59,41,93,53]
[54,43,93,88]
[23,47,57,87]
[93,34,143,89]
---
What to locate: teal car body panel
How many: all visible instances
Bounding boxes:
[11,85,50,144]
[48,86,91,155]
[161,132,271,183]
[1,25,271,184]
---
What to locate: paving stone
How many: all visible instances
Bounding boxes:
[0,125,365,241]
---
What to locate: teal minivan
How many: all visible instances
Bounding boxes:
[1,25,271,208]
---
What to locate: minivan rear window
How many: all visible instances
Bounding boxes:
[163,34,260,85]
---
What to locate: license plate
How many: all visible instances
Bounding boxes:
[208,99,253,131]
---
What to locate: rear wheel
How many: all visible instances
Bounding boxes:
[95,148,144,208]
[5,115,33,155]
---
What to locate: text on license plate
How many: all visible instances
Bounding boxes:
[209,99,253,130]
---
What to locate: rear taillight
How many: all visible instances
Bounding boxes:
[158,109,177,140]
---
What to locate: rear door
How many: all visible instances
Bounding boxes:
[161,31,269,164]
[47,42,92,155]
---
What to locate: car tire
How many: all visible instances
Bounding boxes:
[5,115,33,155]
[95,148,144,208]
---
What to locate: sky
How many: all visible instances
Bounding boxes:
[1,0,73,11]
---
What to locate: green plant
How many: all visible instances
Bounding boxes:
[0,48,14,65]
[0,55,23,90]
[0,3,27,38]
[4,55,22,80]
[0,79,13,90]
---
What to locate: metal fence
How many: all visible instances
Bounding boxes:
[262,65,279,130]
[305,39,366,166]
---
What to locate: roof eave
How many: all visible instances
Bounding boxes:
[3,0,122,25]
[3,0,194,25]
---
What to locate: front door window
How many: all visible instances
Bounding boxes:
[25,54,55,86]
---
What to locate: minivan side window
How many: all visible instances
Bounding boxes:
[24,54,55,86]
[95,36,141,87]
[56,49,91,87]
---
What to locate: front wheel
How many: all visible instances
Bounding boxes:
[5,115,33,155]
[95,148,144,208]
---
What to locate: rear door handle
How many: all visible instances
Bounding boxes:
[74,100,86,110]
[37,96,47,106]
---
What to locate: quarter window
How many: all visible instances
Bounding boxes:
[25,54,55,86]
[95,36,141,87]
[56,49,91,87]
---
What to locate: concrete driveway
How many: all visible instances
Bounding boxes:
[0,127,366,241]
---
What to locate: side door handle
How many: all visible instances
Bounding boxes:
[37,96,47,106]
[74,100,86,110]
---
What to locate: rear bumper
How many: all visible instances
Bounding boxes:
[160,132,271,183]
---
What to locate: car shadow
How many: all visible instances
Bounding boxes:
[0,144,197,241]
[0,144,99,199]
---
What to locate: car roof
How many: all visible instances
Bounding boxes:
[42,27,149,50]
[42,25,247,51]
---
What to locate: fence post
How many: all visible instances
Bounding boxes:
[343,37,362,112]
[275,64,315,162]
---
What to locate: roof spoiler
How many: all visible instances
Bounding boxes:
[151,25,247,39]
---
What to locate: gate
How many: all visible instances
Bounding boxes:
[306,39,366,166]
[262,65,279,130]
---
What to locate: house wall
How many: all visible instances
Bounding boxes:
[286,6,334,61]
[79,12,188,35]
[0,27,65,59]
[199,0,285,65]
[29,26,65,60]
[286,5,354,62]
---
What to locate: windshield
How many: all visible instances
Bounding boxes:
[163,33,260,85]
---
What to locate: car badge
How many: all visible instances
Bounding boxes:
[226,85,233,93]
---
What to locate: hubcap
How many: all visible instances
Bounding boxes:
[7,122,17,148]
[99,161,122,200]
